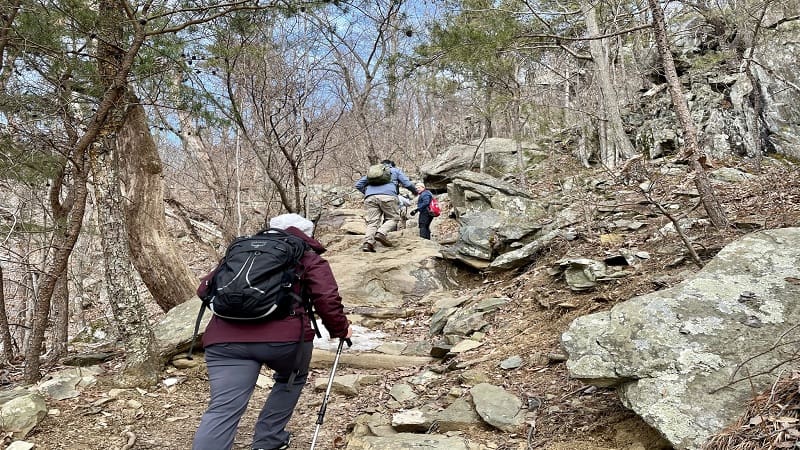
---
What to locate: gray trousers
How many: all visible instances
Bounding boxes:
[192,342,313,450]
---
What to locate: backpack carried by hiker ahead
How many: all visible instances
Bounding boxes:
[188,228,320,358]
[428,196,441,217]
[366,163,392,185]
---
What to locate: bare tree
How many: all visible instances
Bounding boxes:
[0,264,13,365]
[646,0,728,228]
[308,0,405,164]
[581,0,637,168]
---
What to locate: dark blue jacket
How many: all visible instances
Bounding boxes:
[416,189,433,213]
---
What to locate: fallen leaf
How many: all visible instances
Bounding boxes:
[748,415,766,426]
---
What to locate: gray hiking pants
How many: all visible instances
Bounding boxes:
[192,342,313,450]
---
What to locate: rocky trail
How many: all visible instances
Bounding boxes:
[5,153,800,450]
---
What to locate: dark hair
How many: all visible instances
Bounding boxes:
[381,159,396,168]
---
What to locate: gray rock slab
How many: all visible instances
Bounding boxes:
[346,433,473,450]
[391,409,433,433]
[389,383,417,403]
[325,236,443,308]
[435,397,484,432]
[153,298,210,359]
[470,383,524,432]
[561,228,800,449]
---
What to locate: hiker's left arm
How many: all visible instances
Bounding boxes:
[304,257,350,338]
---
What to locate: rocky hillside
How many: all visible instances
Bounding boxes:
[3,150,800,450]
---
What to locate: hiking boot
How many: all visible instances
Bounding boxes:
[375,233,393,247]
[361,242,375,252]
[254,433,292,450]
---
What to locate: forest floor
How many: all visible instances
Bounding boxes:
[7,153,800,450]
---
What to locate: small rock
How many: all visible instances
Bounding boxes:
[256,374,274,389]
[499,356,523,370]
[171,358,200,369]
[108,389,127,399]
[126,399,143,409]
[450,339,482,353]
[430,343,452,359]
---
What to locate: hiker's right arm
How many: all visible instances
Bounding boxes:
[395,170,418,195]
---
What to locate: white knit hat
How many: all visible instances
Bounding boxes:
[269,213,314,237]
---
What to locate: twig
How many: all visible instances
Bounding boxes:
[709,324,800,393]
[527,413,538,450]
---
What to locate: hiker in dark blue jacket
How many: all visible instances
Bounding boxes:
[410,182,434,240]
[354,160,417,252]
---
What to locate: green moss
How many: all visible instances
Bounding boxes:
[688,51,729,71]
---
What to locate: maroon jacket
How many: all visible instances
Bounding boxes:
[201,227,350,347]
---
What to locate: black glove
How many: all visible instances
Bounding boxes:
[410,209,417,216]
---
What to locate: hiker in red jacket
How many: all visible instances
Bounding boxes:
[193,213,352,450]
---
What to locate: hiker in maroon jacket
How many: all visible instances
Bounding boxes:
[193,213,352,450]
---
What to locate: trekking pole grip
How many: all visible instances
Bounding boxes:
[343,338,352,348]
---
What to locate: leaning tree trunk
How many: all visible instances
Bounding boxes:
[118,97,197,312]
[647,0,729,228]
[22,171,88,383]
[583,0,637,167]
[47,164,75,364]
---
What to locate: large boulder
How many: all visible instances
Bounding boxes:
[561,228,800,449]
[154,297,210,359]
[439,171,549,269]
[323,234,447,308]
[0,390,47,439]
[748,22,800,160]
[419,138,547,190]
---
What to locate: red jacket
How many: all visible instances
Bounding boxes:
[201,227,350,347]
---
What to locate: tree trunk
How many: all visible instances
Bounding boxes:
[0,264,14,364]
[583,0,636,167]
[47,274,69,364]
[647,0,728,228]
[89,137,160,387]
[22,172,88,383]
[118,97,197,312]
[92,0,160,386]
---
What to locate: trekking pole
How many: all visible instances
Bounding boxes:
[310,338,352,450]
